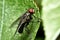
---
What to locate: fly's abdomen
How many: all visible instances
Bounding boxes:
[18,23,26,33]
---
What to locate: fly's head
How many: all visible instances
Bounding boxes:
[26,8,34,16]
[28,8,34,15]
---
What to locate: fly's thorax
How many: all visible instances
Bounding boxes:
[26,13,30,16]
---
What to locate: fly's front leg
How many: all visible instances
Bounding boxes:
[31,15,42,23]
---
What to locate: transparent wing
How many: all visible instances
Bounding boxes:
[9,13,27,38]
[9,16,21,28]
[9,16,23,39]
[9,13,26,28]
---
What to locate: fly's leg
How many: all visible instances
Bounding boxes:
[32,15,42,22]
[24,22,31,34]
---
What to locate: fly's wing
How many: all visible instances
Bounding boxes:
[9,13,26,28]
[14,13,28,33]
[13,13,29,37]
[10,12,28,37]
[9,16,21,28]
[9,16,22,39]
[13,21,25,36]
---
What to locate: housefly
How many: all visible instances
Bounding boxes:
[10,8,35,36]
[17,8,34,33]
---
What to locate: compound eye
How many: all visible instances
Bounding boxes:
[28,8,34,14]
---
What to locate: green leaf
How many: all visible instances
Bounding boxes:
[1,0,60,40]
[42,0,60,40]
[1,0,41,40]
